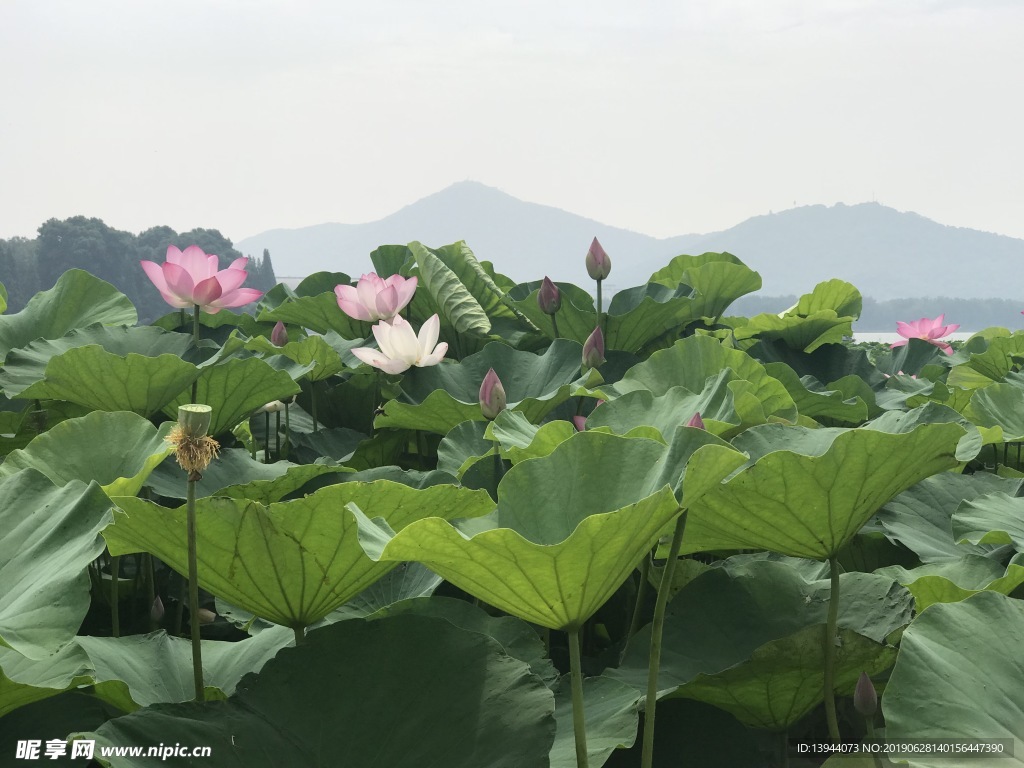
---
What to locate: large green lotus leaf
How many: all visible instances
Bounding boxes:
[736,310,854,353]
[0,270,137,362]
[734,280,861,352]
[375,339,584,435]
[146,449,296,500]
[437,419,495,478]
[0,412,173,496]
[408,240,493,336]
[589,374,777,440]
[883,591,1024,766]
[104,481,493,629]
[647,252,762,320]
[258,291,370,339]
[352,432,743,629]
[875,473,1020,563]
[605,282,731,353]
[487,411,583,463]
[80,615,556,768]
[244,334,347,381]
[609,559,909,729]
[163,357,301,437]
[16,347,199,416]
[946,332,1024,389]
[952,492,1024,550]
[0,471,113,659]
[610,334,798,422]
[0,628,292,717]
[876,555,1024,613]
[964,383,1024,441]
[0,325,194,399]
[683,422,965,559]
[288,426,366,463]
[368,596,557,687]
[763,362,869,424]
[863,400,981,462]
[750,336,883,391]
[550,676,640,768]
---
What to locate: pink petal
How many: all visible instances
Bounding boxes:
[356,278,383,318]
[895,321,917,338]
[162,261,197,303]
[164,246,185,265]
[388,275,417,311]
[215,267,248,294]
[374,285,401,319]
[179,246,217,282]
[335,286,373,321]
[192,275,224,307]
[227,257,249,271]
[572,415,587,432]
[890,340,908,349]
[213,287,263,309]
[140,260,169,293]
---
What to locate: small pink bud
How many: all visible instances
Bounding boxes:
[271,321,288,347]
[150,596,165,623]
[582,327,606,369]
[538,277,561,315]
[853,671,877,717]
[585,237,611,280]
[479,368,507,420]
[572,415,587,432]
[196,608,217,625]
[686,412,705,430]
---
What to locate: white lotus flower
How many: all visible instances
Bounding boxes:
[351,314,448,374]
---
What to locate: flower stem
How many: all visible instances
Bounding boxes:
[186,471,205,702]
[823,555,842,743]
[191,305,200,404]
[110,555,120,638]
[311,381,319,434]
[641,510,686,768]
[293,626,305,646]
[551,313,560,339]
[596,279,603,335]
[275,411,281,460]
[568,626,590,768]
[284,402,291,459]
[264,411,270,464]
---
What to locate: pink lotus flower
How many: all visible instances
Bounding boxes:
[351,314,447,374]
[140,245,263,313]
[686,412,705,430]
[335,273,417,323]
[891,314,959,355]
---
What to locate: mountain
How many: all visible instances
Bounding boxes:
[235,181,1024,301]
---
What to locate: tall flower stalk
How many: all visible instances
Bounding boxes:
[585,238,611,335]
[167,404,220,702]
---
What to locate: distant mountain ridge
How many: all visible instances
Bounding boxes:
[235,181,1024,302]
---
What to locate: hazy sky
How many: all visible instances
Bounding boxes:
[2,0,1022,244]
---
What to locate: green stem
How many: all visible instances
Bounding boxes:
[626,553,651,645]
[145,554,156,632]
[186,473,205,701]
[275,411,281,460]
[595,279,603,335]
[293,626,305,646]
[551,313,560,339]
[311,381,319,434]
[284,402,291,459]
[823,555,842,743]
[263,411,270,464]
[568,626,590,768]
[110,555,120,638]
[191,305,201,404]
[641,510,686,768]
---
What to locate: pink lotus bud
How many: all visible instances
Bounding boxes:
[150,596,165,623]
[271,321,288,347]
[572,415,587,432]
[585,237,611,280]
[479,368,507,420]
[196,608,217,625]
[538,277,561,314]
[853,672,877,717]
[582,327,606,369]
[686,412,705,430]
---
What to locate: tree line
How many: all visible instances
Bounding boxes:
[0,217,277,323]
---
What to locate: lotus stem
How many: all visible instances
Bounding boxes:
[568,626,590,768]
[823,554,841,743]
[293,626,305,646]
[311,381,320,434]
[284,401,291,459]
[145,553,156,632]
[264,411,270,463]
[595,279,604,335]
[191,304,200,404]
[641,510,686,768]
[110,555,120,638]
[551,313,560,339]
[186,469,205,701]
[275,411,281,460]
